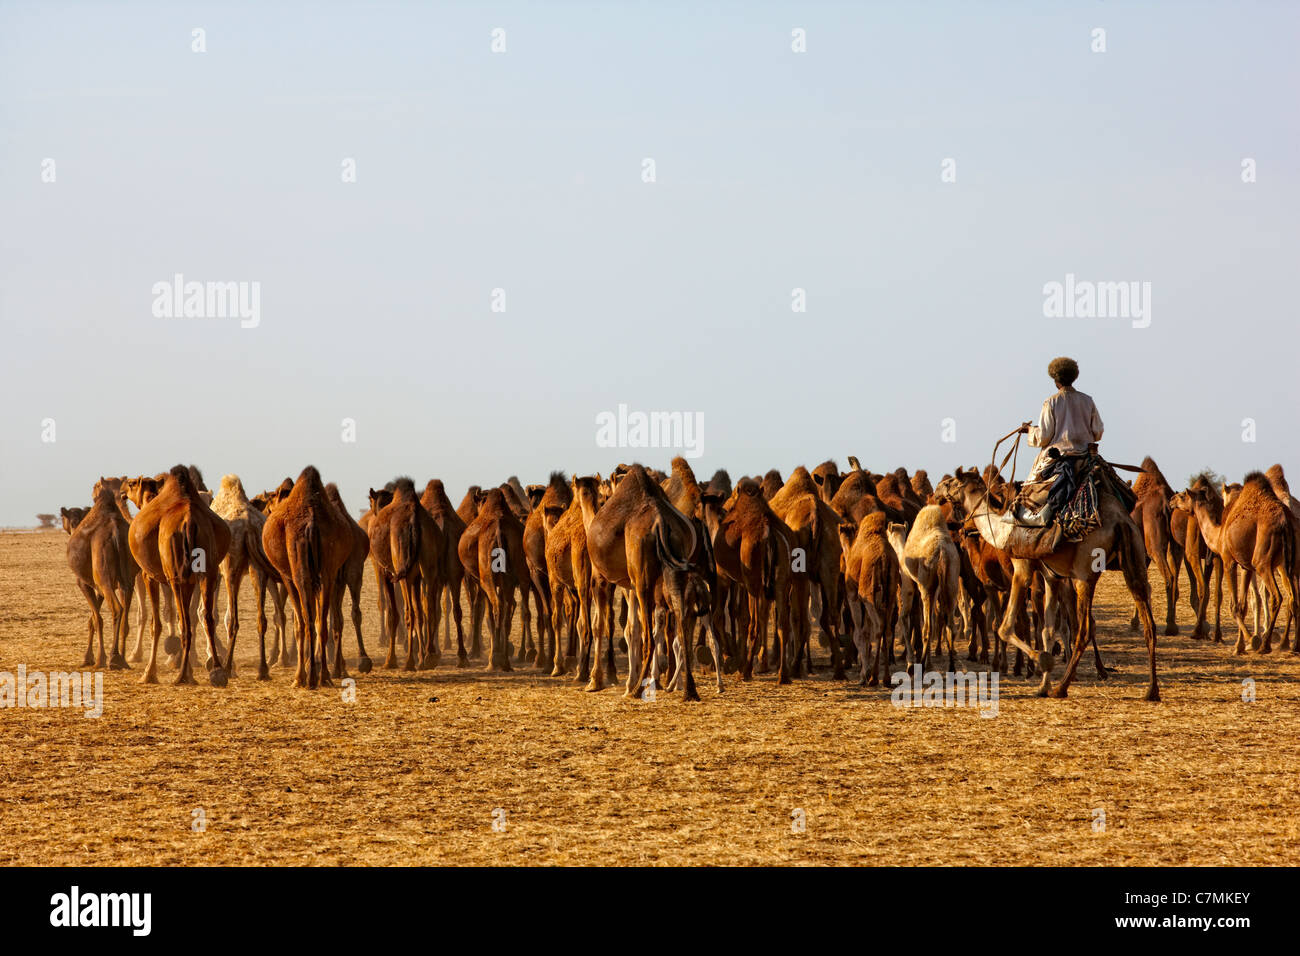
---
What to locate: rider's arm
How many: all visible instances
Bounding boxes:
[1027,399,1054,448]
[1089,400,1104,443]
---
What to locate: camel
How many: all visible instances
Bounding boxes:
[838,512,899,686]
[524,472,571,672]
[767,467,847,680]
[129,465,231,686]
[971,470,1160,701]
[66,482,137,669]
[896,505,961,672]
[456,486,489,658]
[1265,464,1300,651]
[1175,473,1296,655]
[421,479,469,666]
[555,476,619,688]
[810,460,844,505]
[760,469,784,500]
[460,488,529,671]
[368,478,444,670]
[210,474,283,680]
[706,478,794,682]
[324,483,373,677]
[911,470,934,501]
[580,464,723,700]
[261,466,353,688]
[1129,457,1181,635]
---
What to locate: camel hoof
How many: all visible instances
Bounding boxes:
[164,635,181,655]
[457,656,470,668]
[1144,684,1161,702]
[109,654,129,671]
[722,657,739,675]
[1049,686,1068,699]
[209,668,228,688]
[585,679,605,693]
[383,657,399,670]
[139,671,158,685]
[357,656,373,674]
[1164,625,1179,636]
[173,673,196,686]
[257,664,271,681]
[82,652,96,667]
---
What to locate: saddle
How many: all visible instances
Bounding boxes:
[1002,449,1132,548]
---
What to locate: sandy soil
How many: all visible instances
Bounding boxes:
[1,529,1297,866]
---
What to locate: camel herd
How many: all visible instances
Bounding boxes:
[54,455,1300,702]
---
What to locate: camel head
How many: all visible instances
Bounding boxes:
[571,475,601,525]
[60,506,89,534]
[846,456,863,472]
[124,475,161,508]
[368,487,394,514]
[811,460,842,503]
[760,469,783,500]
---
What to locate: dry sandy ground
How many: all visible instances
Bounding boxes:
[2,529,1298,866]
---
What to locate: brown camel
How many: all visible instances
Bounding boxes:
[708,478,794,682]
[581,464,723,700]
[1129,457,1181,635]
[971,476,1160,701]
[897,505,961,672]
[456,486,489,658]
[838,512,899,686]
[261,466,353,688]
[211,474,283,680]
[129,465,231,686]
[324,483,373,677]
[421,479,469,665]
[66,482,137,669]
[368,478,444,671]
[554,476,619,688]
[460,488,530,671]
[524,472,571,673]
[767,466,847,680]
[1176,473,1296,655]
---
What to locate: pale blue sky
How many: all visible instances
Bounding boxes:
[1,1,1297,524]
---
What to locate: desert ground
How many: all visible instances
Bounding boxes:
[2,528,1298,866]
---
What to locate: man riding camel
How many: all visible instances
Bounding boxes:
[1005,356,1104,526]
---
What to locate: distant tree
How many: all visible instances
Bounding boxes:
[35,513,56,529]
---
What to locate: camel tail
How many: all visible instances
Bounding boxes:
[294,516,323,592]
[762,526,777,600]
[936,545,957,613]
[655,519,692,572]
[248,531,282,585]
[171,513,199,581]
[392,519,420,579]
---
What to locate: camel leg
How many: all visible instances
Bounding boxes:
[109,580,132,669]
[139,579,164,684]
[254,571,271,680]
[77,582,103,668]
[173,580,198,686]
[1256,566,1282,654]
[130,571,149,662]
[1050,579,1096,698]
[997,562,1053,696]
[203,574,228,687]
[220,567,241,680]
[1230,565,1252,655]
[351,577,371,673]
